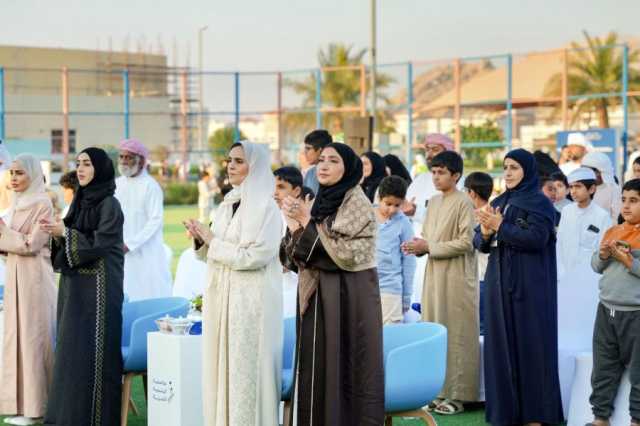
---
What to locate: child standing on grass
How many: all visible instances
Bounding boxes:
[588,178,640,426]
[464,171,493,336]
[375,176,416,325]
[402,151,479,415]
[556,167,610,278]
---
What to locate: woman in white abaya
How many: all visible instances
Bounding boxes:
[186,140,283,426]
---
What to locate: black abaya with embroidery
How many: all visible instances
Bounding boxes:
[45,149,125,426]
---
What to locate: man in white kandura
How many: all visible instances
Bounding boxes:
[115,138,172,301]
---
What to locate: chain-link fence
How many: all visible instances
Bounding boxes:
[0,42,638,174]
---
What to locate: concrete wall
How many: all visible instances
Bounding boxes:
[5,94,172,152]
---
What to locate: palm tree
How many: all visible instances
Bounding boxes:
[284,43,395,135]
[544,31,640,128]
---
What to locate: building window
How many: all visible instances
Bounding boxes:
[51,129,76,154]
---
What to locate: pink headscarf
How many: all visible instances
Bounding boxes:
[119,138,149,159]
[423,133,455,151]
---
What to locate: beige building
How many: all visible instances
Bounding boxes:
[0,45,172,158]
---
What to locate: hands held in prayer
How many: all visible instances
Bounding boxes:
[599,239,612,260]
[607,240,634,269]
[476,206,502,237]
[282,194,313,232]
[401,197,417,217]
[401,238,429,256]
[0,217,6,233]
[39,218,65,237]
[183,219,213,245]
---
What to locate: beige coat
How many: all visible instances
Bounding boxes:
[421,190,480,402]
[0,201,56,417]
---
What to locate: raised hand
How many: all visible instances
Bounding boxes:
[402,197,417,217]
[401,237,429,256]
[39,218,65,237]
[282,194,312,229]
[476,206,503,233]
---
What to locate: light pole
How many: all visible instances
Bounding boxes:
[370,0,377,129]
[198,25,208,154]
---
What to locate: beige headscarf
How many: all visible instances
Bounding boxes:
[6,154,49,228]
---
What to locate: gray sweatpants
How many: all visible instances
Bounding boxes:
[590,302,640,421]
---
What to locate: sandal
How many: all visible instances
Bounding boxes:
[424,398,444,412]
[434,399,465,415]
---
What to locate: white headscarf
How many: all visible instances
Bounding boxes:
[582,152,616,184]
[215,141,276,246]
[6,154,49,227]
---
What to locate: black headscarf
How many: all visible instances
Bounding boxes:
[533,150,561,178]
[360,151,386,202]
[310,143,363,222]
[491,149,557,226]
[64,147,116,232]
[383,154,412,184]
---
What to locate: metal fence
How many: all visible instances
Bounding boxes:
[0,42,637,172]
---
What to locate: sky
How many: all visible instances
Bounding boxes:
[1,0,639,71]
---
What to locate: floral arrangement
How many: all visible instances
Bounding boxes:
[191,294,203,313]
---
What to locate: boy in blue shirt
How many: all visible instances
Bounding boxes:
[375,175,416,324]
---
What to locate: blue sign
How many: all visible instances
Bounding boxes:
[556,128,618,171]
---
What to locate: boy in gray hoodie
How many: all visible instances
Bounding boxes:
[589,178,640,426]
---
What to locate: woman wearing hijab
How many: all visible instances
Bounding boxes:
[280,142,384,425]
[475,149,563,426]
[0,154,56,426]
[360,151,387,202]
[383,153,412,184]
[41,148,125,426]
[185,141,283,426]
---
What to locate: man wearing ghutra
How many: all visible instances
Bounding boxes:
[115,138,172,301]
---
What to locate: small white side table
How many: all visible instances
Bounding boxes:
[147,332,203,426]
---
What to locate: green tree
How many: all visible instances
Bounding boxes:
[208,127,246,164]
[544,31,640,128]
[285,43,395,134]
[457,120,502,168]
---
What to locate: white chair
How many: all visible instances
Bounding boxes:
[172,248,207,299]
[557,264,601,415]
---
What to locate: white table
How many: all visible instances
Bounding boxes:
[567,352,631,426]
[147,332,203,426]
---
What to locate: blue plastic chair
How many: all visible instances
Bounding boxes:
[281,317,296,426]
[383,322,447,426]
[120,296,190,425]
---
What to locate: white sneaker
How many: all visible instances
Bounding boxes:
[3,418,18,425]
[5,417,42,425]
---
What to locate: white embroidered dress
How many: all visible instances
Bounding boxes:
[197,141,283,426]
